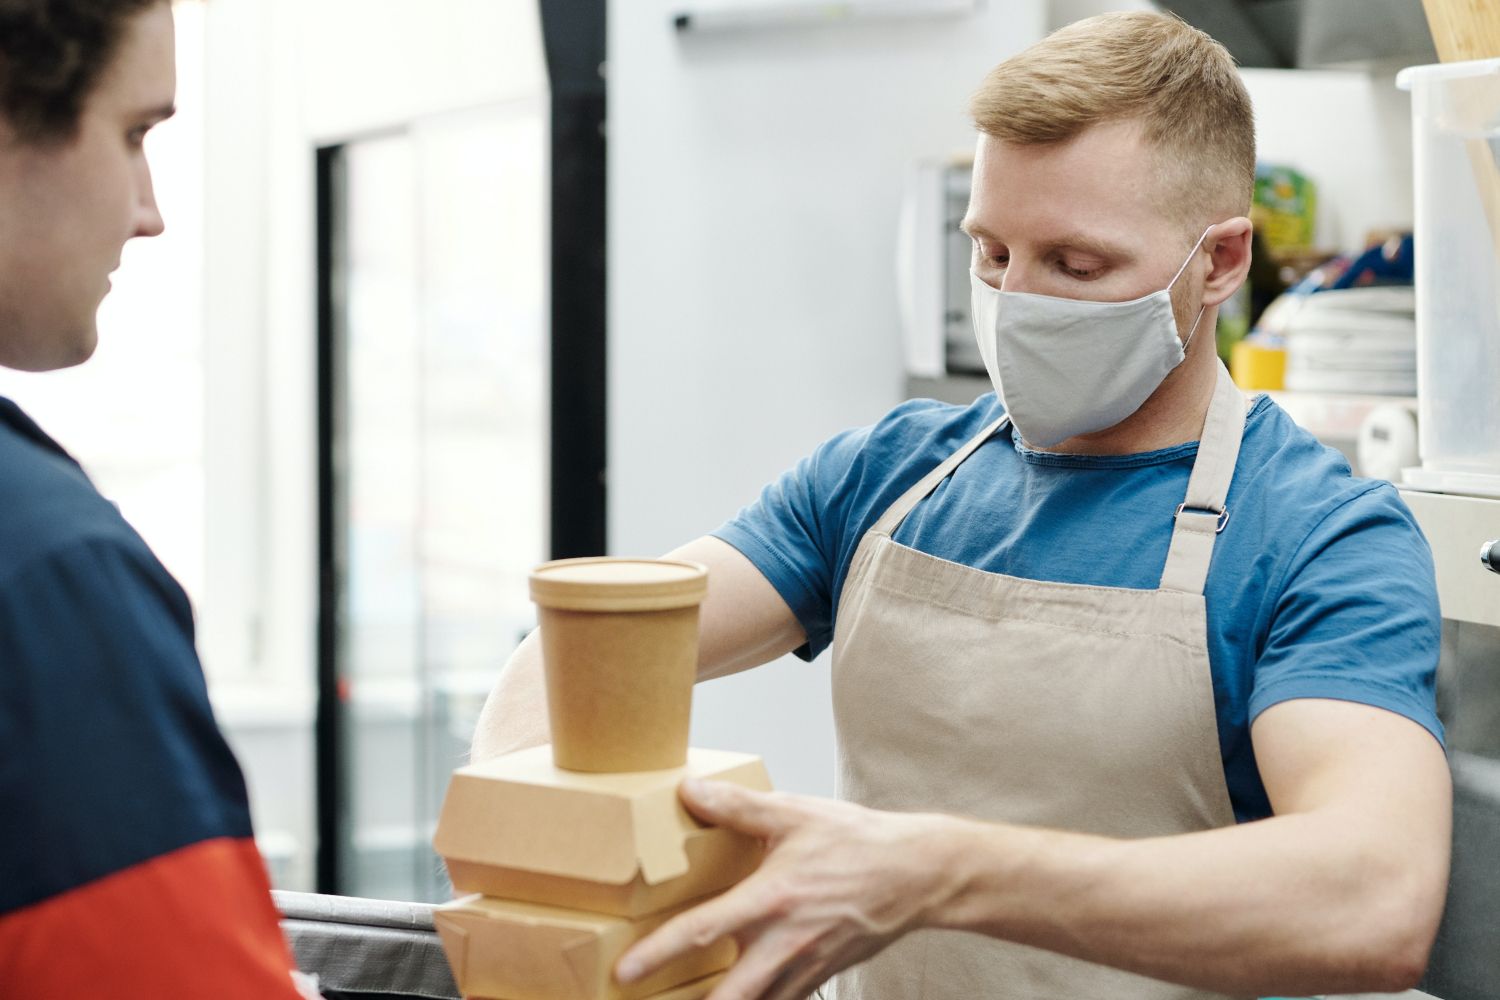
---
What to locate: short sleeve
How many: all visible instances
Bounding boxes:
[713,398,997,662]
[0,536,301,998]
[1247,484,1444,745]
[713,425,871,661]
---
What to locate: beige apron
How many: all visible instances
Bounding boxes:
[828,364,1250,1000]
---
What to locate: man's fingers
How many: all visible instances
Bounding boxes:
[762,961,833,1000]
[616,883,763,985]
[679,777,788,838]
[703,932,808,1000]
[618,784,807,984]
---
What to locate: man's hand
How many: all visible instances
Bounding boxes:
[615,779,960,1000]
[616,702,1449,999]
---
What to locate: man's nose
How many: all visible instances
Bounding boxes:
[997,259,1041,295]
[135,173,165,238]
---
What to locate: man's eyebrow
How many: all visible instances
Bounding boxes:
[1047,231,1133,260]
[957,222,1132,262]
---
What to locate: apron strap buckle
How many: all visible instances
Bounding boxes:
[1174,502,1230,534]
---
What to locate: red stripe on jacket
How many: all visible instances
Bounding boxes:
[0,836,303,1000]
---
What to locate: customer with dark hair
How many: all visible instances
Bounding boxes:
[0,3,309,996]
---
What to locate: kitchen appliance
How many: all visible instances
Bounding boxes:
[1397,57,1500,495]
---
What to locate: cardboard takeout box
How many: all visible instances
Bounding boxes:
[447,969,726,1000]
[434,745,770,917]
[435,894,736,1000]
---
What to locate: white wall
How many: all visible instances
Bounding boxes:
[608,1,1046,796]
[293,0,546,143]
[1241,67,1415,251]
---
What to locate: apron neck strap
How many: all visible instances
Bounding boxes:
[869,362,1250,593]
[1158,362,1249,595]
[869,413,1010,539]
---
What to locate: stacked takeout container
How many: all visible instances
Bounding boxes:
[432,558,769,1000]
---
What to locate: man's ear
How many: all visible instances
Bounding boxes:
[1200,217,1253,308]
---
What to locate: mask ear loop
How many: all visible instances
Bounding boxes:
[1181,304,1208,351]
[1170,225,1216,352]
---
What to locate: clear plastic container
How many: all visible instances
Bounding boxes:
[1398,59,1500,490]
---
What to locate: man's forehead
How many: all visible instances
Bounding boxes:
[967,124,1173,246]
[90,2,177,116]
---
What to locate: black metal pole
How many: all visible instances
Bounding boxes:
[314,143,345,896]
[540,0,608,559]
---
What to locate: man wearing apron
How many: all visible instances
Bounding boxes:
[475,11,1450,1000]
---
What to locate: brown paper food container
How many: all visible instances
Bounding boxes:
[638,973,725,1000]
[530,558,709,773]
[434,893,736,1000]
[457,972,728,1000]
[435,745,769,917]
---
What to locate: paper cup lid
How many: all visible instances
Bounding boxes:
[529,557,708,611]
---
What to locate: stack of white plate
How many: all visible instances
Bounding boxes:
[1279,286,1416,396]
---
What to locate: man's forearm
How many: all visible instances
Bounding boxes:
[926,809,1444,996]
[470,631,550,762]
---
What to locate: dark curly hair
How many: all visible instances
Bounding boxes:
[0,0,163,144]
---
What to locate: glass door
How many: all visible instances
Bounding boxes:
[319,103,548,901]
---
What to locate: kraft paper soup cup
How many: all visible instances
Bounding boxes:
[529,557,709,772]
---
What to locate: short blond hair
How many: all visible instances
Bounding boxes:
[970,11,1255,227]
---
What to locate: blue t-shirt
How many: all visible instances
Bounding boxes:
[714,393,1443,822]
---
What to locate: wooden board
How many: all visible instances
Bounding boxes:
[1421,0,1500,62]
[1419,0,1500,259]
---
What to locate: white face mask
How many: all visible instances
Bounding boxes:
[969,227,1212,448]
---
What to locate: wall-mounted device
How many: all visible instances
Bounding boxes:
[672,0,977,33]
[897,155,984,378]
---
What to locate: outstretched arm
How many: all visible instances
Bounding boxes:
[470,536,805,762]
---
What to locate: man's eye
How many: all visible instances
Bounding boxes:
[1060,262,1101,279]
[975,246,1008,268]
